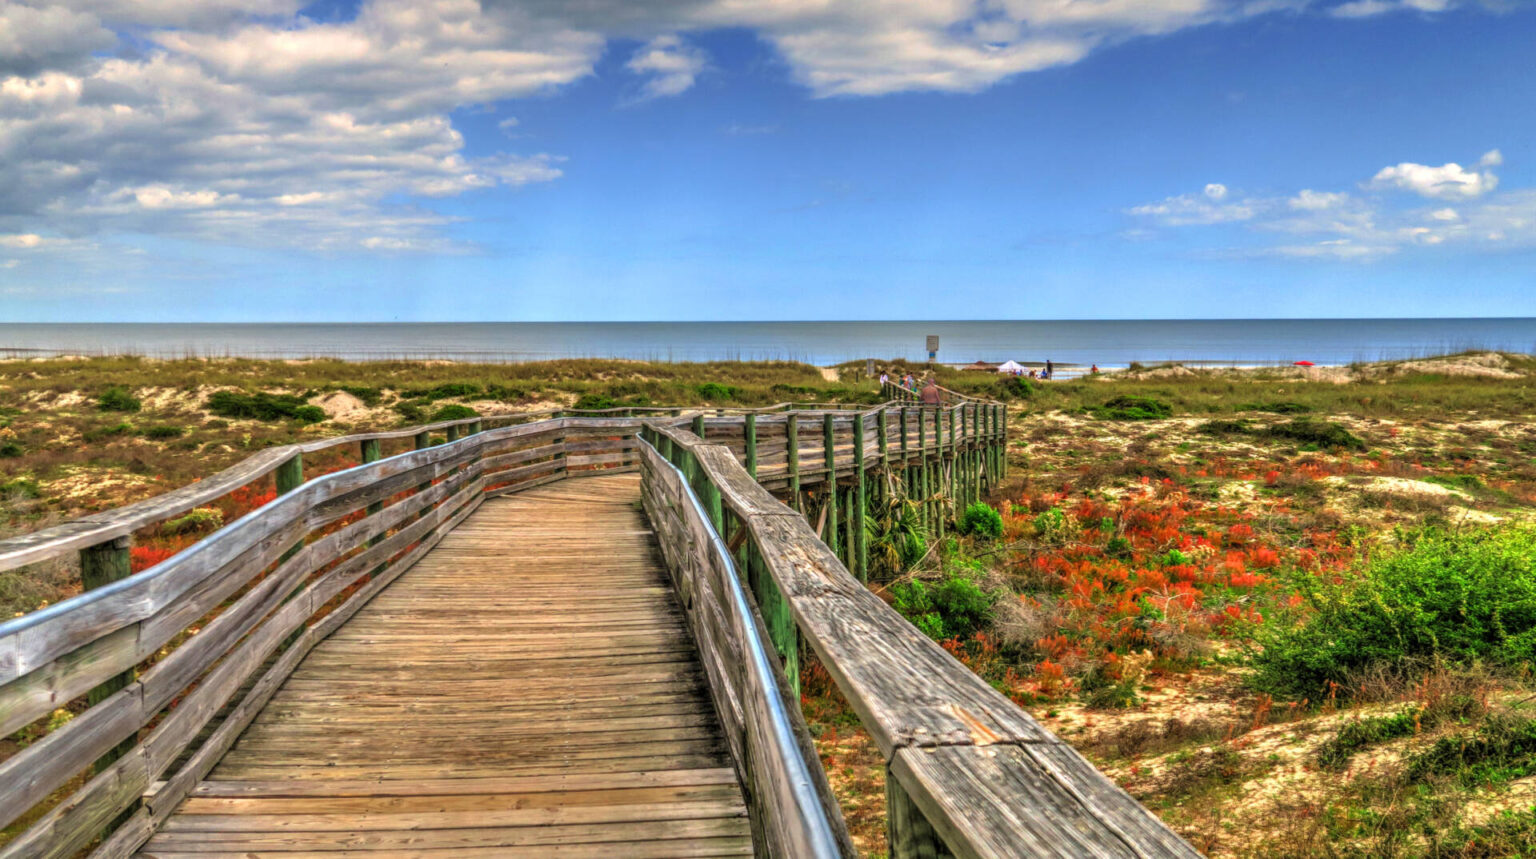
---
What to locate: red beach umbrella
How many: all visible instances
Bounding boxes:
[1293,360,1315,367]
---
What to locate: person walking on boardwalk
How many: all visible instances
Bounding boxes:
[879,371,889,387]
[920,377,942,406]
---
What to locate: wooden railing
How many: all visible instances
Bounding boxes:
[639,434,853,857]
[1,393,1196,859]
[640,415,1199,858]
[0,414,636,858]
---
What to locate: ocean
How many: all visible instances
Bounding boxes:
[1,319,1533,369]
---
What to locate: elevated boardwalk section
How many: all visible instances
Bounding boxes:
[0,403,1200,859]
[140,475,752,857]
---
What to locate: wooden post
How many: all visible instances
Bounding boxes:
[853,413,867,582]
[823,414,838,557]
[80,536,134,773]
[958,407,968,511]
[692,414,706,440]
[927,408,940,537]
[445,424,460,444]
[787,415,800,513]
[744,414,757,480]
[748,542,799,697]
[844,487,855,569]
[887,768,955,859]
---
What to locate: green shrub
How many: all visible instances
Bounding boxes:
[1079,663,1142,709]
[1316,695,1481,770]
[1197,419,1253,436]
[431,404,479,422]
[1,478,41,499]
[1263,418,1364,450]
[206,391,326,423]
[1092,395,1172,421]
[995,376,1035,400]
[1405,714,1536,786]
[140,425,184,439]
[696,382,739,401]
[97,386,141,413]
[572,393,618,411]
[393,400,428,423]
[959,502,1003,538]
[892,570,998,641]
[1253,527,1536,699]
[161,507,225,536]
[404,382,481,401]
[332,385,383,406]
[1239,401,1312,414]
[83,421,135,442]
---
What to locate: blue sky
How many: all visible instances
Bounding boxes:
[0,0,1532,321]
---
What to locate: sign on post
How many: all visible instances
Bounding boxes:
[926,335,939,363]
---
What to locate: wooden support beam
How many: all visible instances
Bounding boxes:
[886,768,955,859]
[853,413,867,582]
[744,414,757,480]
[692,414,706,440]
[786,415,800,513]
[823,414,838,557]
[79,535,134,774]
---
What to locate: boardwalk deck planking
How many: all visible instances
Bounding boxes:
[137,475,753,858]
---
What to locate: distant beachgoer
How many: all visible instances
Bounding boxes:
[1029,369,1038,380]
[919,378,941,405]
[1091,364,1099,375]
[1046,359,1054,378]
[904,373,915,390]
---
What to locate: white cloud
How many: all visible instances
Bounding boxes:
[0,0,1489,254]
[498,116,520,135]
[1369,158,1499,199]
[1130,150,1534,261]
[1204,183,1229,200]
[1129,192,1257,226]
[1289,189,1349,210]
[1479,149,1503,168]
[627,34,706,99]
[0,233,44,248]
[0,0,583,250]
[1330,0,1455,17]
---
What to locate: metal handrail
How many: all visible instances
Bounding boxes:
[638,434,845,858]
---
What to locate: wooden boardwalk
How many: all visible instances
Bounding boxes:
[138,474,754,858]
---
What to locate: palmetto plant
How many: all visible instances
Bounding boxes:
[864,467,931,581]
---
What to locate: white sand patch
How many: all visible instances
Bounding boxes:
[1382,351,1524,379]
[1324,475,1471,500]
[314,390,368,420]
[819,367,840,382]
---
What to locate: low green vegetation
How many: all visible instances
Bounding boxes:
[959,502,1003,538]
[96,387,141,413]
[206,391,326,423]
[1263,417,1365,450]
[1254,527,1536,700]
[1091,395,1173,420]
[430,404,479,422]
[891,548,998,641]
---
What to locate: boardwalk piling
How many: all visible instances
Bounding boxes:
[787,414,801,512]
[744,413,758,480]
[853,413,867,581]
[824,414,838,557]
[80,535,134,773]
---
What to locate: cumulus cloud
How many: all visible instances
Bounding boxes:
[0,0,1484,253]
[627,35,706,99]
[1330,0,1455,17]
[1369,154,1500,199]
[0,0,586,250]
[1129,150,1534,260]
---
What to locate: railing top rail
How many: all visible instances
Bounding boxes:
[642,419,1198,858]
[0,390,1001,575]
[639,435,846,858]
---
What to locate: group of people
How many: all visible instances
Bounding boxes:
[879,371,944,404]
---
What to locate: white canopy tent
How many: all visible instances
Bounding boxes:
[996,360,1026,374]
